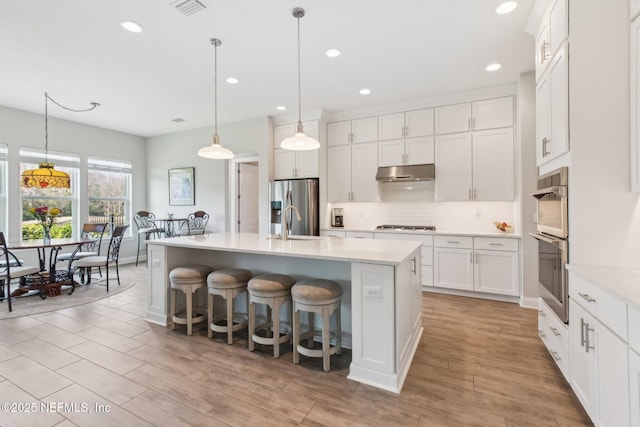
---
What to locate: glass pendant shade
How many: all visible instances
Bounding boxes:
[197,135,234,159]
[21,162,70,189]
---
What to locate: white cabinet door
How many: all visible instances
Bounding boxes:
[596,321,630,427]
[273,123,295,148]
[351,142,379,202]
[473,128,514,201]
[633,0,640,20]
[630,349,640,427]
[434,103,471,134]
[405,108,434,137]
[405,136,434,165]
[536,70,551,165]
[352,117,378,143]
[327,145,351,202]
[273,149,296,179]
[571,302,599,422]
[378,140,405,167]
[535,14,551,81]
[378,113,405,141]
[472,97,513,130]
[295,150,319,178]
[327,121,351,146]
[547,0,568,60]
[435,133,472,201]
[433,247,473,291]
[631,18,640,192]
[473,249,519,296]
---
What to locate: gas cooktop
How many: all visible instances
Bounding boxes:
[376,224,436,231]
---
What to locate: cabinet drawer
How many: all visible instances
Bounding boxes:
[421,246,433,266]
[569,272,628,341]
[374,232,433,245]
[545,327,570,380]
[346,231,374,239]
[539,299,570,354]
[474,237,518,251]
[320,230,345,238]
[629,305,640,354]
[434,235,473,249]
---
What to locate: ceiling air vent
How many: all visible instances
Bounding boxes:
[169,0,207,16]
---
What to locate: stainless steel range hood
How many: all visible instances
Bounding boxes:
[375,164,435,182]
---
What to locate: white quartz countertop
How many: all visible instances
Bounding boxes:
[149,232,422,265]
[567,264,640,309]
[322,227,520,238]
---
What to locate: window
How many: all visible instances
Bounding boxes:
[20,148,78,240]
[0,144,7,233]
[88,157,132,235]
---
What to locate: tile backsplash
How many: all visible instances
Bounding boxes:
[328,182,517,233]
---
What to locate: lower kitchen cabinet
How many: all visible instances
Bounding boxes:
[538,299,570,380]
[374,232,433,288]
[433,235,519,297]
[630,349,640,427]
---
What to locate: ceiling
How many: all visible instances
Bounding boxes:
[0,0,535,138]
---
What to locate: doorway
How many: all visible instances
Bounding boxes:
[237,162,259,233]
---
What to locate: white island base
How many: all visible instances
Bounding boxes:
[145,233,423,393]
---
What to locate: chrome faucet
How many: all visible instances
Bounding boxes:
[282,205,302,241]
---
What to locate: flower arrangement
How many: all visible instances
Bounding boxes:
[30,206,61,228]
[494,221,513,233]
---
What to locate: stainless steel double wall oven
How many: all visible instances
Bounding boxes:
[530,167,569,323]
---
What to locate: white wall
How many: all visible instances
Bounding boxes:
[569,0,640,267]
[0,104,146,261]
[146,116,271,233]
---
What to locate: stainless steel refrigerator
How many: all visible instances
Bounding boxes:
[269,178,319,236]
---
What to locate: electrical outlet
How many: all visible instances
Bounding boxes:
[364,286,382,298]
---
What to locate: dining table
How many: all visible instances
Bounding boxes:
[7,237,97,297]
[154,217,188,237]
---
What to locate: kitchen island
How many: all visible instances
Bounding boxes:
[145,232,422,393]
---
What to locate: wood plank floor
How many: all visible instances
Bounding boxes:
[0,264,592,426]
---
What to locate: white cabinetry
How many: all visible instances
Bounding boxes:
[378,137,434,167]
[630,348,640,427]
[327,117,378,146]
[633,0,640,20]
[346,231,374,239]
[375,233,434,288]
[273,121,319,179]
[327,142,378,202]
[535,0,568,80]
[434,97,513,134]
[569,270,630,427]
[434,236,519,297]
[538,299,570,380]
[378,108,434,140]
[435,128,514,201]
[320,230,346,238]
[630,15,640,192]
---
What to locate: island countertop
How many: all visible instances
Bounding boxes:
[149,232,422,265]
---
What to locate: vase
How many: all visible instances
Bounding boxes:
[43,225,51,245]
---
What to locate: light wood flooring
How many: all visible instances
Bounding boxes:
[0,263,592,426]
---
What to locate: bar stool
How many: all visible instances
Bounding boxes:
[247,273,295,358]
[169,265,213,336]
[291,279,343,372]
[207,268,252,344]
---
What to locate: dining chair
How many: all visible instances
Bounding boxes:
[134,211,165,265]
[176,210,209,236]
[71,225,129,292]
[57,223,108,279]
[0,232,40,312]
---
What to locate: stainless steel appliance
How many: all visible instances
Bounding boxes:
[331,208,344,228]
[529,167,569,323]
[269,178,319,237]
[375,164,435,182]
[376,224,436,232]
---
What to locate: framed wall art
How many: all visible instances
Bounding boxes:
[169,167,195,206]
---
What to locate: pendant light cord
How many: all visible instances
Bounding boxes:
[214,40,218,139]
[297,14,302,126]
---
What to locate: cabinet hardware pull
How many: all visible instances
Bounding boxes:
[580,318,585,347]
[489,243,503,246]
[550,350,561,362]
[550,327,560,336]
[542,137,551,156]
[538,310,545,317]
[538,330,546,338]
[447,241,460,244]
[578,293,596,303]
[410,257,417,274]
[585,323,595,353]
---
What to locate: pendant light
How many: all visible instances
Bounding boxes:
[21,92,99,189]
[198,38,234,159]
[280,7,320,151]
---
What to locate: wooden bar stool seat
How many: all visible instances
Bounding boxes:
[207,268,252,344]
[291,279,343,372]
[169,265,213,336]
[248,273,295,358]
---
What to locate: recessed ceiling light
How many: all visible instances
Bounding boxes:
[120,21,143,33]
[486,63,502,71]
[276,106,287,111]
[359,88,371,95]
[226,77,239,84]
[496,1,518,15]
[326,49,341,58]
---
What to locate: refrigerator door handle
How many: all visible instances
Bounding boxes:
[285,190,293,235]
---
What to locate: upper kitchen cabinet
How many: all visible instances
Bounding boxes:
[630,14,640,192]
[434,97,513,134]
[535,0,568,82]
[327,117,378,146]
[435,128,514,201]
[536,43,568,166]
[378,108,434,141]
[378,137,434,167]
[327,142,378,202]
[273,121,319,179]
